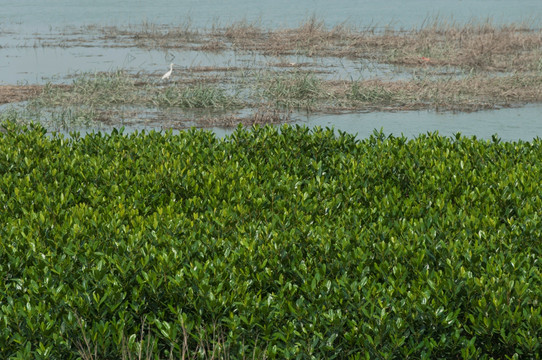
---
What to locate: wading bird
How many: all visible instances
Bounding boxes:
[161,63,173,80]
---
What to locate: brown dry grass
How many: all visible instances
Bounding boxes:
[221,19,542,71]
[222,18,356,57]
[35,19,542,72]
[325,73,542,112]
[375,23,542,72]
[0,85,52,104]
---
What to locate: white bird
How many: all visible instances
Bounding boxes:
[161,63,173,80]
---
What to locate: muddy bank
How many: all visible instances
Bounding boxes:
[0,85,46,105]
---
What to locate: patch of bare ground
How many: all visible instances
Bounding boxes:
[0,85,70,104]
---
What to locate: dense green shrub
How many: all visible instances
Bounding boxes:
[0,121,541,359]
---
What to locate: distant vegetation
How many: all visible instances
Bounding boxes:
[77,18,542,73]
[1,121,541,359]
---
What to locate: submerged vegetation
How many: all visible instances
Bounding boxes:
[1,122,541,358]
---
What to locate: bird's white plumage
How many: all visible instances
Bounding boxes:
[162,63,173,80]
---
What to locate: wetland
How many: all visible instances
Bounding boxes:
[1,5,542,139]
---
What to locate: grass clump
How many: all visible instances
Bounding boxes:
[324,72,542,112]
[347,81,395,103]
[32,71,240,110]
[151,84,240,109]
[261,71,324,109]
[30,71,140,107]
[1,122,542,359]
[21,71,241,126]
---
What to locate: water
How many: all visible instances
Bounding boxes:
[43,105,542,143]
[294,106,542,142]
[2,0,541,31]
[0,46,408,85]
[1,0,542,140]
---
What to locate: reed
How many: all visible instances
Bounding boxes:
[36,18,542,72]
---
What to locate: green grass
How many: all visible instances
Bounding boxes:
[20,71,242,127]
[260,71,324,109]
[151,84,240,109]
[31,71,241,110]
[347,82,395,103]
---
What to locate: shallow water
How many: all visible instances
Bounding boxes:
[2,0,541,31]
[201,106,537,142]
[44,105,542,143]
[295,106,542,142]
[0,45,406,85]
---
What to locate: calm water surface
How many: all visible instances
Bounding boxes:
[2,0,541,30]
[57,106,542,143]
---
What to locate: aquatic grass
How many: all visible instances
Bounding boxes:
[30,71,141,108]
[30,71,241,110]
[377,21,542,72]
[6,66,542,130]
[260,71,325,109]
[408,72,542,110]
[6,19,542,131]
[324,72,542,112]
[84,20,201,49]
[347,81,395,103]
[198,106,291,127]
[150,84,241,109]
[21,71,242,126]
[0,84,49,104]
